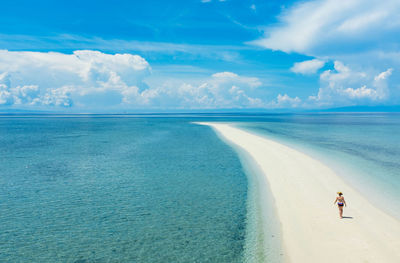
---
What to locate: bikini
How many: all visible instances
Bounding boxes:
[338,202,344,206]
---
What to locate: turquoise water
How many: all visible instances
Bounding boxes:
[1,113,399,263]
[0,117,251,262]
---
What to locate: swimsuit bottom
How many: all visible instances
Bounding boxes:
[338,203,344,206]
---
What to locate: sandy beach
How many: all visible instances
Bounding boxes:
[199,122,400,263]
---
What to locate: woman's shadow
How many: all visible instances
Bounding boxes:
[342,216,353,219]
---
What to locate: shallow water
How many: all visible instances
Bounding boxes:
[0,117,249,262]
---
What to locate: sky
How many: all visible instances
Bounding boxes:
[0,0,399,112]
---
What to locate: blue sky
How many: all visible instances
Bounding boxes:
[0,0,399,111]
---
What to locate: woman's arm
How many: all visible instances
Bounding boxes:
[343,198,347,207]
[334,197,338,204]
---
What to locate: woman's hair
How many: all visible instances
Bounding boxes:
[337,192,343,196]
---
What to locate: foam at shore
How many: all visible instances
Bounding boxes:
[199,122,400,263]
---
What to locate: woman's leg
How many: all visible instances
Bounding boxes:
[339,206,343,218]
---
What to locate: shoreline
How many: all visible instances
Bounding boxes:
[211,127,284,263]
[198,122,400,263]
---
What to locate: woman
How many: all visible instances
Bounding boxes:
[334,192,347,218]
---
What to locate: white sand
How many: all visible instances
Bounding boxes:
[198,122,400,263]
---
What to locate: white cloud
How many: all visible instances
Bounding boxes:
[0,50,150,108]
[12,85,40,104]
[40,86,74,107]
[0,84,41,106]
[269,94,302,108]
[252,0,400,55]
[211,71,261,87]
[342,85,378,99]
[291,59,325,74]
[372,68,394,100]
[0,72,10,86]
[0,86,13,105]
[250,4,256,11]
[0,50,149,84]
[0,51,270,110]
[212,72,238,78]
[127,72,265,109]
[0,78,72,107]
[251,0,400,106]
[375,68,393,81]
[0,72,41,105]
[309,62,393,105]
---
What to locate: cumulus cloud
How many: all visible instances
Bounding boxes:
[291,59,325,75]
[0,50,269,110]
[0,86,13,106]
[40,86,74,107]
[124,71,265,109]
[342,85,378,100]
[268,94,302,108]
[0,72,12,105]
[309,62,393,105]
[0,72,42,106]
[0,50,150,109]
[251,0,400,106]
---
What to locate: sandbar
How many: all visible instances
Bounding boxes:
[198,122,400,263]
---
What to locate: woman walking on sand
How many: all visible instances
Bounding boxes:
[334,192,347,218]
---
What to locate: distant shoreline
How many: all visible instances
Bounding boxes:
[1,112,400,118]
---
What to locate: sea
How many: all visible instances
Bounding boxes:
[1,113,399,263]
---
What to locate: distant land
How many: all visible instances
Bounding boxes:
[315,105,400,113]
[0,105,400,115]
